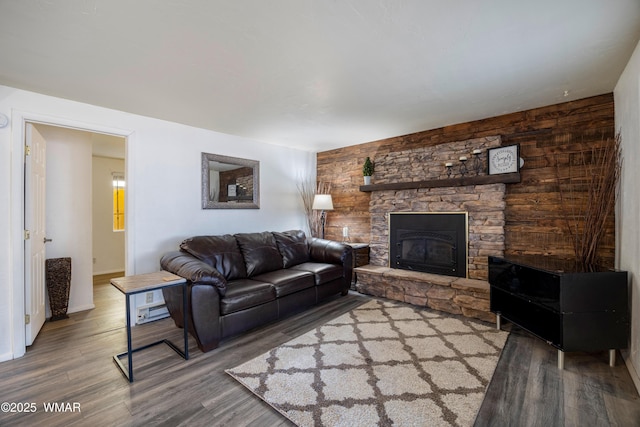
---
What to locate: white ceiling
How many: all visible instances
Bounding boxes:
[1,1,639,153]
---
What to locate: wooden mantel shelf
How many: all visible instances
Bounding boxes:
[359,172,521,192]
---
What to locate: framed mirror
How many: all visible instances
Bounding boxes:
[202,153,260,209]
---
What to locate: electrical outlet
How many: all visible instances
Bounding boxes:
[146,292,153,304]
[93,258,96,264]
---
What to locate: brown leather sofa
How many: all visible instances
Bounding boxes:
[160,230,353,352]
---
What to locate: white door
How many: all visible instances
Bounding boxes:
[24,123,47,346]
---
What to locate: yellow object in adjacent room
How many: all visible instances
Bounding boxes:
[113,173,125,231]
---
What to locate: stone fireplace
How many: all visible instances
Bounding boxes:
[368,136,506,281]
[354,136,511,323]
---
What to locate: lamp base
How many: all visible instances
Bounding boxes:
[320,211,326,239]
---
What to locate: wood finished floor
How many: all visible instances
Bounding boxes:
[0,274,638,427]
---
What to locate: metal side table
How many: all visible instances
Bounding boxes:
[110,271,188,382]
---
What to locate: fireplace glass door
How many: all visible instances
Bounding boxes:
[390,213,468,278]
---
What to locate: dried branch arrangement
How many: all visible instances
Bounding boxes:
[556,133,622,266]
[297,178,332,238]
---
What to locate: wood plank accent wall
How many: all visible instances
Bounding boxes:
[316,93,616,267]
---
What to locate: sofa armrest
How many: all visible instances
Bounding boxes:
[160,250,225,352]
[160,251,227,296]
[309,238,354,284]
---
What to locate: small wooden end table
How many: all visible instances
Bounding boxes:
[111,271,189,382]
[348,243,370,289]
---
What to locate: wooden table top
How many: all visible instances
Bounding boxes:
[110,271,185,295]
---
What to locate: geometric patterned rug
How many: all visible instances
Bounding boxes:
[226,299,509,426]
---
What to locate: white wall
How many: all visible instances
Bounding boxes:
[614,39,640,393]
[92,156,126,275]
[36,124,95,315]
[0,85,315,361]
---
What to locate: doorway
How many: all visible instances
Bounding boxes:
[5,109,137,360]
[25,123,126,344]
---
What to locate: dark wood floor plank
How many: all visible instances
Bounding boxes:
[602,392,640,427]
[0,278,638,426]
[521,341,565,426]
[476,328,544,425]
[475,326,640,427]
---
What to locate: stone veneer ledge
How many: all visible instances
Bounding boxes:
[355,265,495,323]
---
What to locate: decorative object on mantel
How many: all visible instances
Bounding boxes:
[226,299,508,427]
[473,149,483,174]
[487,144,520,175]
[555,134,622,266]
[444,162,453,178]
[362,156,374,185]
[312,193,334,239]
[459,155,468,177]
[297,179,332,238]
[444,151,489,179]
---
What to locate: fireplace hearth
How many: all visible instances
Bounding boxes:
[389,213,468,278]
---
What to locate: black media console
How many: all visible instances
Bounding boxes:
[489,255,629,369]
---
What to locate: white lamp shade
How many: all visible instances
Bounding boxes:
[312,194,333,210]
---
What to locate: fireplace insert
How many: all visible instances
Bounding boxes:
[389,213,467,278]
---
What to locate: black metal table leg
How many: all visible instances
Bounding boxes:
[183,282,189,360]
[111,274,188,382]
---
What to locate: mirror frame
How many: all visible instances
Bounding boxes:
[201,152,260,209]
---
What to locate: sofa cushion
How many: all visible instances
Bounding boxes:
[253,269,315,297]
[273,230,310,268]
[235,232,284,276]
[221,279,276,315]
[290,262,343,285]
[180,235,247,280]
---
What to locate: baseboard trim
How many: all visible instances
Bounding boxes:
[67,304,95,314]
[622,350,640,394]
[0,352,14,363]
[93,269,125,276]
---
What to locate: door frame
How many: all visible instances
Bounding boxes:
[10,110,134,359]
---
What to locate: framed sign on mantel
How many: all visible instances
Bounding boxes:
[488,144,520,175]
